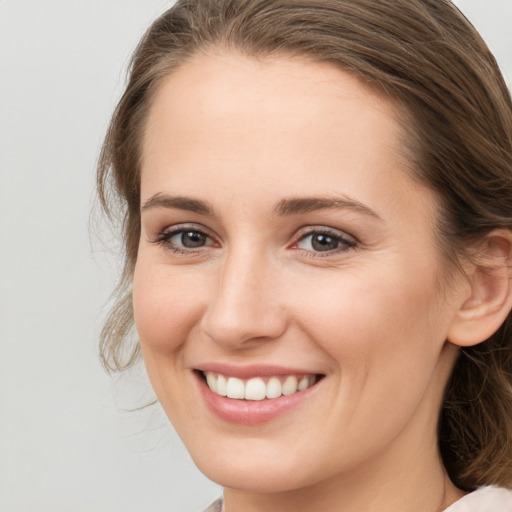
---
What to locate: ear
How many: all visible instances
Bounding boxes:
[448,229,512,347]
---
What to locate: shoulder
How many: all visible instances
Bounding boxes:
[443,486,512,512]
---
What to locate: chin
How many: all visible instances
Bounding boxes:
[197,458,313,493]
[186,438,329,493]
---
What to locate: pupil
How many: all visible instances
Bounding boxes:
[312,234,339,252]
[182,231,206,248]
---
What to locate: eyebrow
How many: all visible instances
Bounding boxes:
[141,193,213,215]
[140,193,381,220]
[273,196,382,219]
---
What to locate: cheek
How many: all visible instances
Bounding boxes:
[132,256,206,354]
[300,266,445,385]
[292,269,448,455]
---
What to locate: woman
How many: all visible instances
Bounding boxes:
[97,1,512,510]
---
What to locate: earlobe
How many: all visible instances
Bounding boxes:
[447,229,512,347]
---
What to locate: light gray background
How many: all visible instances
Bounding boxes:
[0,1,510,511]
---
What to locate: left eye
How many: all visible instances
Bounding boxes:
[295,230,356,253]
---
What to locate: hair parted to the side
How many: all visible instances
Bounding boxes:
[97,0,512,491]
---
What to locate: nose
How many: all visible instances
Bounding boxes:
[200,246,287,349]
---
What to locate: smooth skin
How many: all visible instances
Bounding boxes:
[133,51,512,512]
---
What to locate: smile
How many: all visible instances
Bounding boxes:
[203,372,318,401]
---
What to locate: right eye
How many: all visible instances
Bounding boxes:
[151,225,217,253]
[169,229,209,248]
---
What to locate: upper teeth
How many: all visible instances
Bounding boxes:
[204,372,316,401]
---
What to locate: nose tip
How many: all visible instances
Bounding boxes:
[199,255,287,349]
[201,301,287,348]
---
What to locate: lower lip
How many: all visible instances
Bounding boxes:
[194,372,321,425]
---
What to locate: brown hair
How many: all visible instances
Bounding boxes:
[97,0,512,490]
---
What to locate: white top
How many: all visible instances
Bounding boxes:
[442,486,512,511]
[203,486,512,512]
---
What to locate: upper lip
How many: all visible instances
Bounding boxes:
[194,363,322,379]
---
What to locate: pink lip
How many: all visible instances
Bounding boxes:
[193,370,322,425]
[196,363,318,379]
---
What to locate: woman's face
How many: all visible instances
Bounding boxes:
[134,52,467,492]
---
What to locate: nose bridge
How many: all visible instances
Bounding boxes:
[201,241,286,347]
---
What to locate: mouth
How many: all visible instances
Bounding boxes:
[198,370,321,401]
[193,365,326,424]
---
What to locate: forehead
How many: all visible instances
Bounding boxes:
[140,51,426,214]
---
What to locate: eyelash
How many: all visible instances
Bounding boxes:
[150,224,357,258]
[150,224,217,255]
[292,228,357,258]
